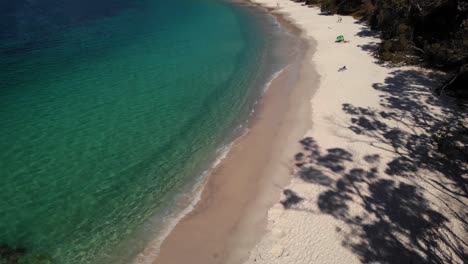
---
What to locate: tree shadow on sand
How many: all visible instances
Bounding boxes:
[343,69,468,199]
[355,24,381,39]
[286,69,468,263]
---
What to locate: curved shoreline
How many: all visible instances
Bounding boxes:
[151,3,318,264]
[244,1,467,264]
[131,68,290,264]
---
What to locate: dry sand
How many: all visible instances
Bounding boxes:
[143,0,467,263]
[150,7,318,263]
[245,1,467,264]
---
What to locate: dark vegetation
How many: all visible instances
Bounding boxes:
[0,245,52,264]
[292,0,468,98]
[283,68,467,263]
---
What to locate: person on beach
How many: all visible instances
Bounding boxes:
[338,66,347,72]
[337,16,342,23]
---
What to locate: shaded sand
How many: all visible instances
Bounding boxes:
[245,1,468,264]
[152,8,318,264]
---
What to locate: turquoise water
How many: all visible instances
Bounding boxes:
[0,0,293,263]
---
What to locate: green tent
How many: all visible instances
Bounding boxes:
[336,35,344,42]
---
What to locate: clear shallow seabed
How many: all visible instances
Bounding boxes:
[0,0,297,263]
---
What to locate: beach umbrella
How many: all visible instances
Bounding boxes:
[336,35,344,42]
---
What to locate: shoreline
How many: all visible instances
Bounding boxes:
[246,1,467,264]
[135,0,467,263]
[151,3,318,263]
[132,66,293,264]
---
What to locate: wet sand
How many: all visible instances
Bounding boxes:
[245,1,467,264]
[153,6,318,264]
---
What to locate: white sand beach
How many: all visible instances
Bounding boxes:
[148,1,467,263]
[245,1,467,263]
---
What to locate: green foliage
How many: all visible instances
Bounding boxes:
[319,0,364,14]
[320,0,337,12]
[304,0,321,5]
[307,0,467,73]
[379,0,409,12]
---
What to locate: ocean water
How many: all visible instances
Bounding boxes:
[0,0,296,263]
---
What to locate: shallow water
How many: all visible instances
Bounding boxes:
[0,0,295,263]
